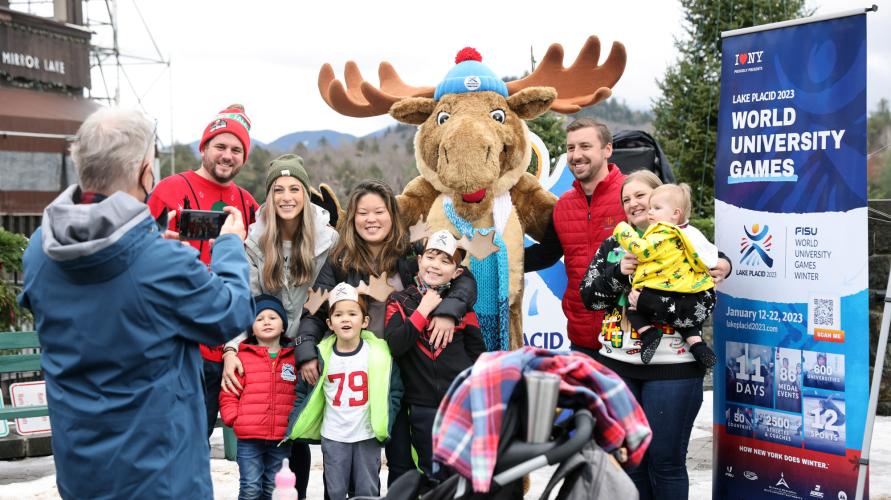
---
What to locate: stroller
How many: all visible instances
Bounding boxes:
[361,349,645,500]
[610,129,676,183]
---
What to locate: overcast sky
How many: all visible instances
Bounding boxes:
[74,0,889,147]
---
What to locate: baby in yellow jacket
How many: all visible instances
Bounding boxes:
[613,183,718,367]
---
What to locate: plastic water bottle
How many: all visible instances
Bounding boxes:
[271,458,298,500]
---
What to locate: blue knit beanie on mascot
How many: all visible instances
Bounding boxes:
[434,47,508,101]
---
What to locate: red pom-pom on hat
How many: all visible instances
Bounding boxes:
[455,47,482,64]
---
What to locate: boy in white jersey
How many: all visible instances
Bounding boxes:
[285,283,402,499]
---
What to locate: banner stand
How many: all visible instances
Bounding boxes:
[856,269,891,500]
[714,6,878,499]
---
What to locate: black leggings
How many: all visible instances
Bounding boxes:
[289,442,310,499]
[387,404,444,492]
[626,288,715,339]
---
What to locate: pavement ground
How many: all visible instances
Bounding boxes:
[1,391,889,499]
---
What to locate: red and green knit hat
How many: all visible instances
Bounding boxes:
[199,103,252,160]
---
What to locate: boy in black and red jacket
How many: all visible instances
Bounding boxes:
[384,230,486,489]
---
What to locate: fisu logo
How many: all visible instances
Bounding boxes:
[735,50,764,65]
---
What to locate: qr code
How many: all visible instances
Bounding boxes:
[812,298,834,326]
[808,294,840,335]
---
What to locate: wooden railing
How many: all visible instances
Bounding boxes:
[0,331,238,460]
[0,331,47,422]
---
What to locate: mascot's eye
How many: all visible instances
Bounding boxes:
[437,112,450,125]
[490,109,506,124]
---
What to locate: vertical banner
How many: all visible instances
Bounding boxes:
[714,13,868,500]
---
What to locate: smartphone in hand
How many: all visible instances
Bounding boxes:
[177,210,229,240]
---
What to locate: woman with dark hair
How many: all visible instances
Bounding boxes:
[292,179,477,486]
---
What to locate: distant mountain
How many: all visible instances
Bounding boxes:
[572,98,653,132]
[206,98,655,203]
[188,130,358,156]
[362,123,416,139]
[184,99,650,162]
[268,130,356,152]
[188,138,267,157]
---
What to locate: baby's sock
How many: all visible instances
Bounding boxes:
[639,328,662,364]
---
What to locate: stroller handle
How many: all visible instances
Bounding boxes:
[491,409,596,489]
[544,409,595,465]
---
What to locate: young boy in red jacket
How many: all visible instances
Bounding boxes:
[384,230,486,489]
[220,295,298,499]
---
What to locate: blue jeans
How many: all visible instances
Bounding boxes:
[621,376,703,500]
[236,439,292,500]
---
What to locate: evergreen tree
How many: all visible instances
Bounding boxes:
[158,143,199,177]
[526,111,566,175]
[0,228,30,330]
[366,163,384,181]
[868,99,891,198]
[237,145,274,202]
[335,158,359,197]
[574,98,652,127]
[868,98,891,151]
[292,142,309,157]
[653,0,806,217]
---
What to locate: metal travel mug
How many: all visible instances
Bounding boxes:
[525,371,561,443]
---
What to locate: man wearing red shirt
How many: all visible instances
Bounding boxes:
[148,103,259,438]
[525,119,626,357]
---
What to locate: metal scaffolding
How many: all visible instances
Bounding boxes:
[84,0,169,108]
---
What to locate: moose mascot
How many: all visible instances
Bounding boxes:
[318,37,626,352]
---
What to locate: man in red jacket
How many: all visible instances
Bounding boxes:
[525,119,626,357]
[148,103,259,439]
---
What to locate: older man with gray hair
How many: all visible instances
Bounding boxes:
[18,108,255,499]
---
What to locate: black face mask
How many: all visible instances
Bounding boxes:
[139,162,155,204]
[140,122,158,204]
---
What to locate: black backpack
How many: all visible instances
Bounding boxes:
[610,129,676,183]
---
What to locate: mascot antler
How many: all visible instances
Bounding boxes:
[506,36,626,114]
[318,35,626,117]
[318,61,435,117]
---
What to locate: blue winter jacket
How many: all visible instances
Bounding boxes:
[18,186,255,499]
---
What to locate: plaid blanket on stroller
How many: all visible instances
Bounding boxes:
[432,347,651,492]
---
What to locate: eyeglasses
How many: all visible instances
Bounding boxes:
[143,119,158,164]
[138,120,159,193]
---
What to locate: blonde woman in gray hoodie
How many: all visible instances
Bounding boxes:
[220,154,337,499]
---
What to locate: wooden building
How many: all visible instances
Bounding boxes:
[0,1,98,236]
